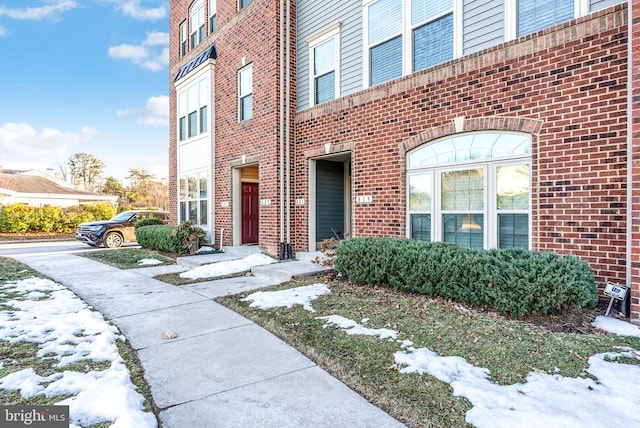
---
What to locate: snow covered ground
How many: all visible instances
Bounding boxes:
[179,253,276,279]
[0,277,157,428]
[244,284,640,428]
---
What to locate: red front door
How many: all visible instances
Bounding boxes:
[242,183,259,244]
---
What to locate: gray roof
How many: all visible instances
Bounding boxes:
[0,173,112,199]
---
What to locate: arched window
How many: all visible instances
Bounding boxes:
[190,0,205,49]
[407,131,531,249]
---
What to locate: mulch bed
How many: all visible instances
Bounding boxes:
[0,233,75,242]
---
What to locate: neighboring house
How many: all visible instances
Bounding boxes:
[0,170,117,207]
[169,0,640,322]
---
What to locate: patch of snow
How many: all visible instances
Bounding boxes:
[0,277,156,427]
[242,283,331,313]
[592,315,640,338]
[179,253,276,279]
[317,315,398,340]
[395,346,640,428]
[137,258,163,266]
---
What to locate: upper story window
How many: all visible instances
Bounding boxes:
[190,0,205,49]
[412,0,454,72]
[209,0,217,32]
[239,0,252,10]
[517,0,574,36]
[178,77,210,142]
[308,25,340,106]
[407,132,531,250]
[179,21,187,58]
[239,64,253,121]
[365,0,458,87]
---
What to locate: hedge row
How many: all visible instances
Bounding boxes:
[334,237,597,319]
[0,203,116,233]
[135,222,206,255]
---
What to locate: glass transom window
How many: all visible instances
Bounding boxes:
[407,131,531,250]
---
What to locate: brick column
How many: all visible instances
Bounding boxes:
[630,0,640,323]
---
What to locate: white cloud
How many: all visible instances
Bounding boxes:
[0,1,77,20]
[117,0,167,21]
[0,26,7,37]
[108,31,169,71]
[0,122,93,171]
[117,95,168,127]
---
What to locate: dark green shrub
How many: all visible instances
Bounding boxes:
[335,237,597,319]
[136,222,206,255]
[134,217,165,229]
[136,225,179,253]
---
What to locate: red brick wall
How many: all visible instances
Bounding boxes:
[294,6,628,293]
[170,0,295,255]
[630,0,640,324]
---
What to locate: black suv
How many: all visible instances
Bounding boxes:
[76,210,169,248]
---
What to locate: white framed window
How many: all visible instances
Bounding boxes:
[364,0,460,87]
[177,77,210,142]
[239,0,252,10]
[179,171,208,226]
[179,21,187,57]
[517,0,574,37]
[308,24,341,107]
[238,64,253,121]
[190,0,205,49]
[505,0,603,41]
[407,132,531,250]
[209,0,217,33]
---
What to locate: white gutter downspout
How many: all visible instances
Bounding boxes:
[626,2,633,293]
[285,0,292,259]
[279,0,286,259]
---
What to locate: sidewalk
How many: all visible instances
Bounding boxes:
[11,249,405,428]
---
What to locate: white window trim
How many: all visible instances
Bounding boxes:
[179,21,187,57]
[307,23,341,108]
[209,0,217,32]
[238,64,253,122]
[505,0,591,42]
[178,170,210,228]
[407,158,531,250]
[406,131,532,250]
[174,61,213,146]
[363,0,461,88]
[190,0,205,48]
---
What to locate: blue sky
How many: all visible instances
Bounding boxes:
[0,0,169,183]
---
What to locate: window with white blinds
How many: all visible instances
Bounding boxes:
[517,0,574,37]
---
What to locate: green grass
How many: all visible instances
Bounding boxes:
[78,248,175,269]
[79,247,251,285]
[0,256,159,423]
[153,270,250,285]
[216,275,640,428]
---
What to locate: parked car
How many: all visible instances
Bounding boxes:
[76,210,169,248]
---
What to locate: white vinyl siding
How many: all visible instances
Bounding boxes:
[309,26,340,106]
[463,0,504,55]
[297,0,361,110]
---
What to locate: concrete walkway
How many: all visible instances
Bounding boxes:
[11,248,405,428]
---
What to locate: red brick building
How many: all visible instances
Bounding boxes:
[170,0,639,322]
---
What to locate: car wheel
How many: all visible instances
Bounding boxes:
[104,232,124,248]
